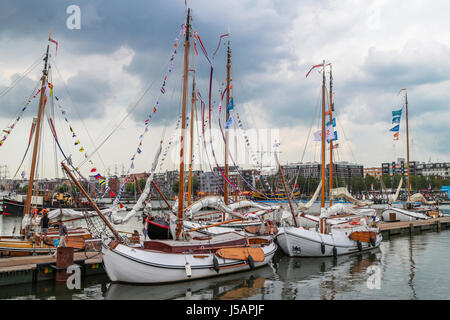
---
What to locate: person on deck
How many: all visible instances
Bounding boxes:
[40,211,49,235]
[52,219,68,257]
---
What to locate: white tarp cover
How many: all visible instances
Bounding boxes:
[408,193,436,205]
[330,187,374,206]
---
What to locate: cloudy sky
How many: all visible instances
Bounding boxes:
[0,0,449,180]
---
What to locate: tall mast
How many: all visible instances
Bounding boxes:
[187,70,196,206]
[224,39,231,211]
[176,8,191,239]
[22,39,50,236]
[320,60,326,233]
[405,90,411,201]
[328,64,334,207]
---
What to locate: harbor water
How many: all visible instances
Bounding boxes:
[1,205,449,300]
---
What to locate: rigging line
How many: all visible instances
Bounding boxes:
[0,53,45,99]
[49,57,106,171]
[290,84,323,195]
[78,32,184,170]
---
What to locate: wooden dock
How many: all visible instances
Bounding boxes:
[0,251,104,286]
[379,216,450,238]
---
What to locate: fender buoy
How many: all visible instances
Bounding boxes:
[357,240,362,251]
[321,242,326,255]
[213,256,220,273]
[370,237,376,247]
[332,246,337,257]
[248,254,255,270]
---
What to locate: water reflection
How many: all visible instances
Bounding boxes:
[273,250,381,300]
[105,265,275,300]
[408,236,417,300]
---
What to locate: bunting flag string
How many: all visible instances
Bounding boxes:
[212,33,230,56]
[0,81,42,147]
[112,26,183,209]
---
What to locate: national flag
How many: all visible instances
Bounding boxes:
[328,143,339,150]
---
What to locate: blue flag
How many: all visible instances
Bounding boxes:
[392,109,402,117]
[390,125,400,132]
[392,116,401,124]
[225,116,233,129]
[326,118,336,127]
[226,98,234,113]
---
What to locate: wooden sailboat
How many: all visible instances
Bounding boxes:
[0,35,93,256]
[381,89,441,222]
[94,9,276,284]
[276,61,382,257]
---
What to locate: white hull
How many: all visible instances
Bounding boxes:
[102,238,277,284]
[381,207,430,222]
[276,226,382,257]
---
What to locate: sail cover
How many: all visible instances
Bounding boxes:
[408,193,436,205]
[330,187,374,206]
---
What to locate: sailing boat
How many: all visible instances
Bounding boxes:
[381,89,441,222]
[0,34,93,256]
[87,9,276,284]
[276,61,382,257]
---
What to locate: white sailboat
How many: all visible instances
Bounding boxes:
[276,61,382,257]
[381,89,442,222]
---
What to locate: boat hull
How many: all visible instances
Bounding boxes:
[101,238,277,284]
[381,207,430,222]
[276,226,382,257]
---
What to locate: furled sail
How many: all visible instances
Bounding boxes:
[388,177,402,204]
[109,141,163,224]
[408,193,436,205]
[297,180,322,211]
[330,187,374,206]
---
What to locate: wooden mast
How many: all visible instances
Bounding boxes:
[224,39,231,212]
[405,89,411,202]
[320,60,326,234]
[22,38,50,236]
[176,8,191,239]
[276,154,297,227]
[328,64,334,207]
[187,70,196,206]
